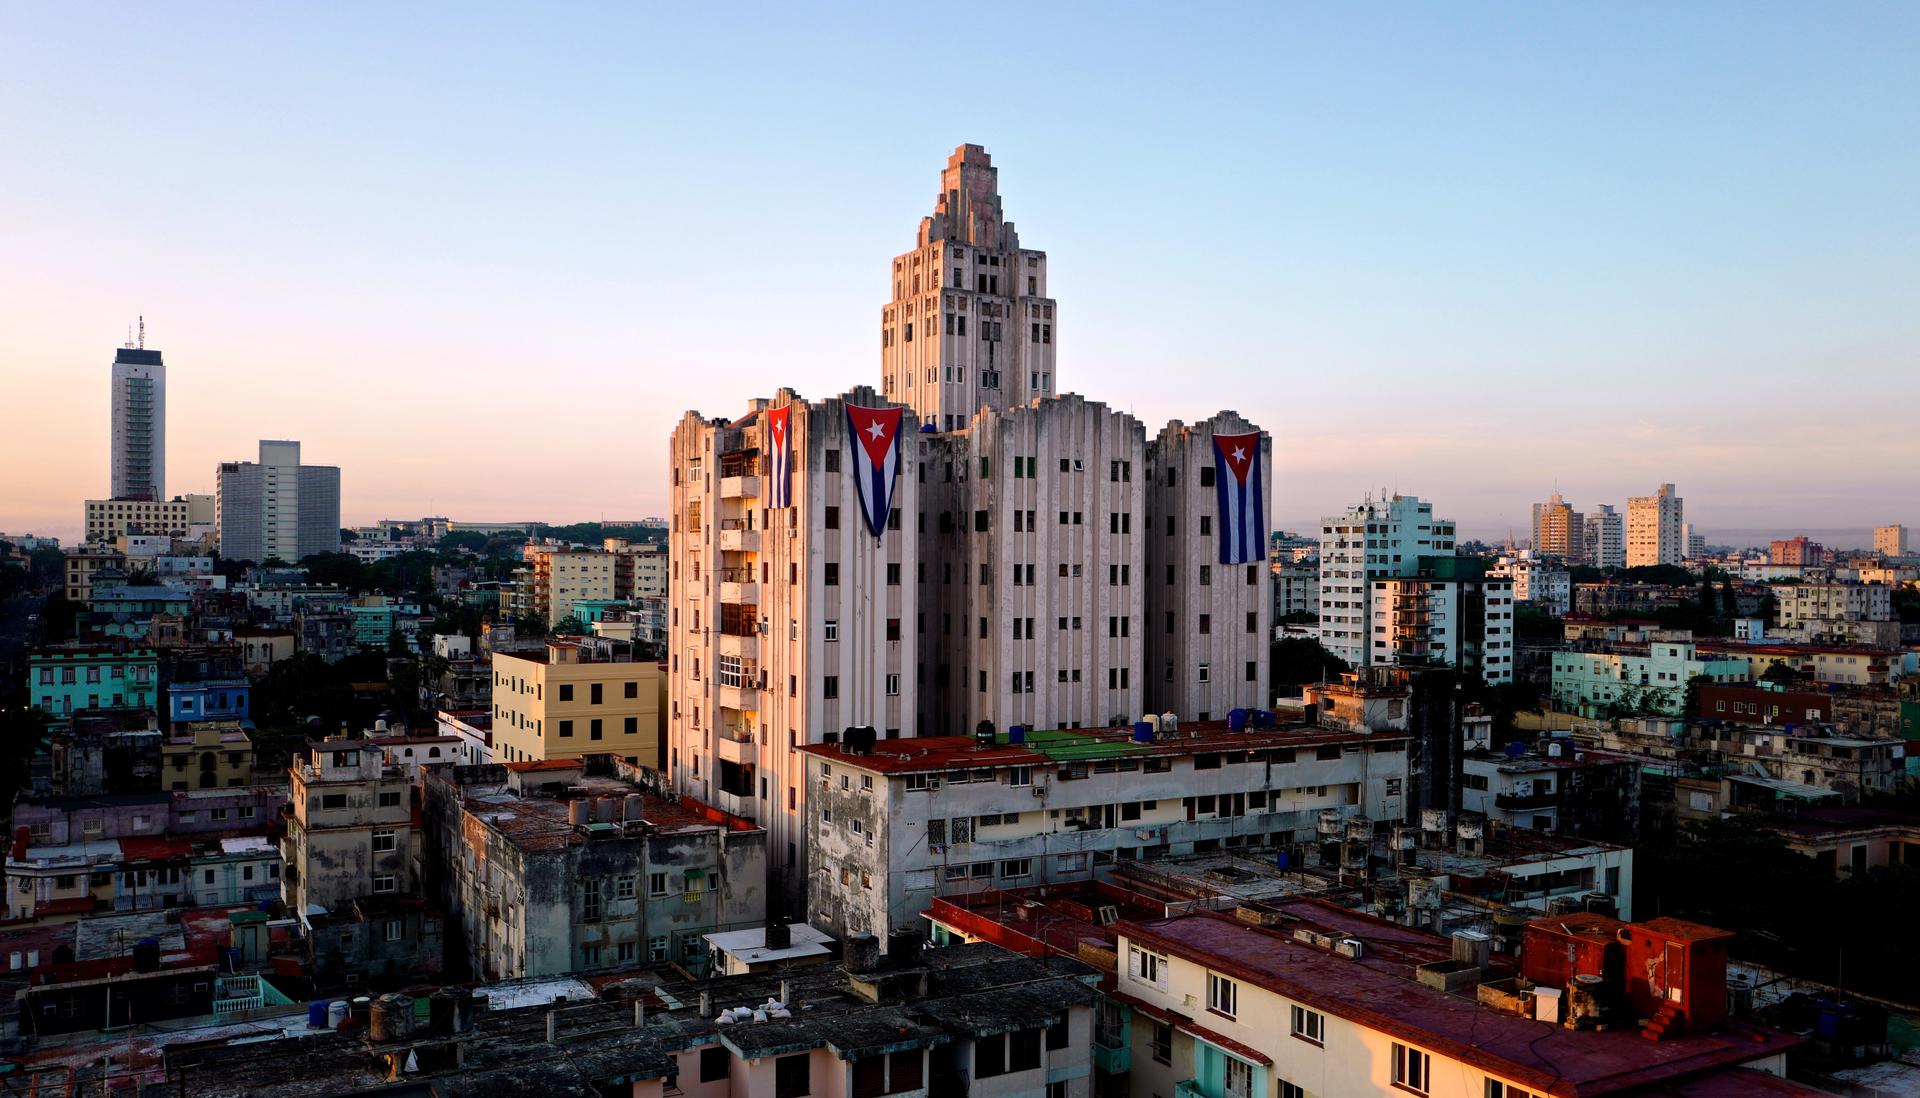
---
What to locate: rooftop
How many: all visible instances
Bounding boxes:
[1122,911,1797,1096]
[800,720,1402,774]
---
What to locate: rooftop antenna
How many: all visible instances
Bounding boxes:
[138,315,145,349]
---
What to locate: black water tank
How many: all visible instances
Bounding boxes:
[766,922,792,950]
[132,938,161,973]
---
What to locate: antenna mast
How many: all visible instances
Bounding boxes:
[138,315,145,349]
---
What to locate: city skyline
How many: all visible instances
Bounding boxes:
[3,4,1917,543]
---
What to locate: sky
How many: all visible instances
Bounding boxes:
[2,4,1916,547]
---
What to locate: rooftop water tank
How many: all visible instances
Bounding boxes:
[1132,721,1154,744]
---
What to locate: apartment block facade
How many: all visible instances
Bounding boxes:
[1626,483,1683,567]
[489,638,663,766]
[669,146,1272,909]
[1584,503,1624,569]
[83,494,214,543]
[1530,493,1583,562]
[1369,558,1517,684]
[1318,496,1457,669]
[215,439,341,563]
[800,721,1409,940]
[281,737,417,917]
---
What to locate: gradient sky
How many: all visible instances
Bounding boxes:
[3,4,1916,546]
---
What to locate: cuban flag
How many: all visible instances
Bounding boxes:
[845,403,904,539]
[764,404,793,507]
[1213,430,1265,564]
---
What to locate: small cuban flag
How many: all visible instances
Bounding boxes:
[764,404,793,508]
[1213,430,1265,564]
[844,403,904,539]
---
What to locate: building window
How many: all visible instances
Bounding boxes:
[823,676,839,699]
[649,935,669,961]
[616,875,636,899]
[1485,1084,1538,1098]
[701,1047,731,1083]
[372,874,396,893]
[1393,1044,1431,1094]
[1206,972,1237,1017]
[1000,858,1031,880]
[559,719,574,737]
[1128,946,1168,988]
[1291,1004,1324,1044]
[649,872,668,897]
[775,1053,811,1098]
[1151,1022,1173,1064]
[1223,1057,1253,1098]
[371,830,397,854]
[559,684,574,702]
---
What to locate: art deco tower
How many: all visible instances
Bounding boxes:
[880,144,1058,430]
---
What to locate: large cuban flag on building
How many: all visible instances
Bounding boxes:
[1213,430,1265,564]
[845,403,904,539]
[764,404,793,507]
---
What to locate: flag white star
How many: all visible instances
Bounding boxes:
[1231,446,1247,463]
[866,420,885,439]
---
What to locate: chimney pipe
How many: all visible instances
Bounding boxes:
[633,1000,646,1027]
[699,990,712,1017]
[546,1011,557,1043]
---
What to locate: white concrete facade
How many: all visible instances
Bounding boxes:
[881,144,1056,430]
[1584,504,1624,570]
[1318,496,1456,668]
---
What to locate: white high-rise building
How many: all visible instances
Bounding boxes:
[669,146,1271,910]
[109,343,166,501]
[1626,483,1684,567]
[1584,504,1625,570]
[1317,495,1455,668]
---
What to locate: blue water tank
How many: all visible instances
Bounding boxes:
[1274,850,1291,870]
[1505,741,1527,758]
[1227,709,1248,731]
[1008,725,1027,744]
[1253,709,1274,729]
[1132,721,1154,744]
[309,1000,331,1028]
[919,423,937,433]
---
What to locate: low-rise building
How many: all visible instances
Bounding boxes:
[1691,725,1901,801]
[1549,636,1748,717]
[1695,640,1910,686]
[233,626,295,674]
[1493,552,1571,616]
[1771,581,1897,646]
[420,757,766,980]
[28,644,159,723]
[282,736,418,919]
[163,939,1099,1098]
[63,548,124,601]
[161,722,255,789]
[1461,738,1642,838]
[798,718,1411,941]
[490,637,664,767]
[1112,906,1800,1098]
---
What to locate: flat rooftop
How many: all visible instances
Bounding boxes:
[1122,911,1799,1096]
[801,721,1402,774]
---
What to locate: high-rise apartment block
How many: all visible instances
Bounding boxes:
[1317,495,1455,668]
[1369,557,1516,684]
[109,343,166,501]
[669,147,1270,904]
[1584,503,1624,569]
[880,144,1056,430]
[1530,493,1583,562]
[1770,535,1825,567]
[1874,524,1908,558]
[1626,483,1684,567]
[215,440,341,563]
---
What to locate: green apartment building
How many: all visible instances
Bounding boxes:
[28,645,160,721]
[1550,637,1748,717]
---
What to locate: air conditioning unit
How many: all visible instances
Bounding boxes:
[1031,784,1047,797]
[1072,460,1085,472]
[1095,905,1120,926]
[927,778,942,790]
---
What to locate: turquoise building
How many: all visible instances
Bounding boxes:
[28,645,160,720]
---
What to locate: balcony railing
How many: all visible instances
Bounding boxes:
[1495,791,1560,811]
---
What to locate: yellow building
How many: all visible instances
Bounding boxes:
[163,722,255,789]
[491,639,663,767]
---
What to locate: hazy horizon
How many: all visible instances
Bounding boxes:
[3,5,1917,545]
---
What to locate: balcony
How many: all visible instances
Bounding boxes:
[1092,1040,1131,1074]
[719,523,760,552]
[717,683,757,714]
[717,735,758,767]
[716,631,758,661]
[720,580,759,605]
[720,475,760,499]
[1175,1081,1208,1098]
[1496,791,1560,811]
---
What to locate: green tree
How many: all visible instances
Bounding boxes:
[28,546,65,591]
[1270,637,1350,691]
[437,530,492,554]
[0,702,53,804]
[300,552,367,591]
[1682,673,1711,717]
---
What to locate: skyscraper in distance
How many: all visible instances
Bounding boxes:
[109,338,166,501]
[1584,504,1625,570]
[1626,483,1684,567]
[1530,493,1584,562]
[215,440,341,563]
